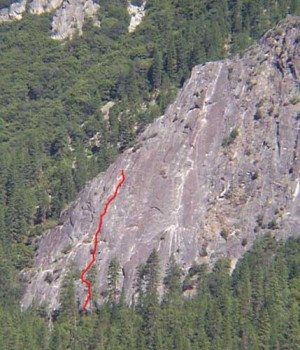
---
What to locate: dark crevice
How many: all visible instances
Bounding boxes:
[189,104,200,112]
[276,120,281,156]
[287,58,297,80]
[150,206,163,214]
[293,130,299,164]
[275,60,284,77]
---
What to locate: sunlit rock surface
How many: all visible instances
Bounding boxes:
[0,0,27,21]
[128,1,146,33]
[22,17,300,311]
[0,0,99,39]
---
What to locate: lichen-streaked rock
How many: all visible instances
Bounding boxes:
[22,17,300,312]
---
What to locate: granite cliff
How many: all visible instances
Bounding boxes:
[0,0,145,39]
[22,17,300,311]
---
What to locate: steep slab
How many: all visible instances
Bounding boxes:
[22,17,300,311]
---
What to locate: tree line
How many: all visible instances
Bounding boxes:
[1,234,300,349]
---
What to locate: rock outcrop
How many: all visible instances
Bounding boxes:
[22,17,300,311]
[128,1,146,33]
[0,0,100,39]
[0,0,27,21]
[50,0,99,40]
[0,0,146,39]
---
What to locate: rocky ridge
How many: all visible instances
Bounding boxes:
[0,0,145,39]
[22,17,300,311]
[0,0,100,39]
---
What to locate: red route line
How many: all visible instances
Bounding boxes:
[80,170,126,311]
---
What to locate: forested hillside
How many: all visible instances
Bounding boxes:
[0,0,300,348]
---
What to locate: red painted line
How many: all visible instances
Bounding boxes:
[80,170,126,311]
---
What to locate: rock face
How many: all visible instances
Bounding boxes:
[50,0,99,40]
[0,0,27,21]
[128,1,146,33]
[22,17,300,311]
[0,0,146,39]
[0,0,100,39]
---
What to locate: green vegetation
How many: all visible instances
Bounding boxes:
[222,127,239,147]
[0,235,300,349]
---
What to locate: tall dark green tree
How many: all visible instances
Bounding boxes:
[165,35,177,80]
[107,257,121,305]
[163,254,182,303]
[150,47,163,90]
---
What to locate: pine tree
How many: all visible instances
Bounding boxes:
[150,47,163,90]
[163,254,182,303]
[0,206,6,242]
[291,0,300,15]
[204,21,224,60]
[142,249,160,349]
[35,183,50,224]
[126,62,138,103]
[107,257,121,305]
[258,308,271,350]
[119,114,135,150]
[165,35,177,80]
[74,145,88,192]
[286,300,300,349]
[135,262,147,313]
[144,249,160,300]
[108,109,120,147]
[251,266,264,321]
[236,262,252,317]
[176,33,188,79]
[56,271,78,348]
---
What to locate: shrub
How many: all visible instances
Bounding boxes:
[220,228,230,241]
[251,171,259,180]
[241,238,248,246]
[290,96,300,105]
[254,108,263,120]
[257,214,264,227]
[222,128,239,147]
[228,65,234,80]
[267,219,278,230]
[44,272,53,284]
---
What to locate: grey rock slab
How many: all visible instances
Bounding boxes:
[22,17,300,311]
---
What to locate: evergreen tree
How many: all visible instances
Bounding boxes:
[163,254,182,303]
[74,145,88,192]
[204,21,224,60]
[142,249,160,349]
[56,271,78,348]
[291,0,300,15]
[107,257,121,305]
[150,47,163,90]
[286,300,300,349]
[126,62,139,103]
[165,35,177,80]
[258,308,271,350]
